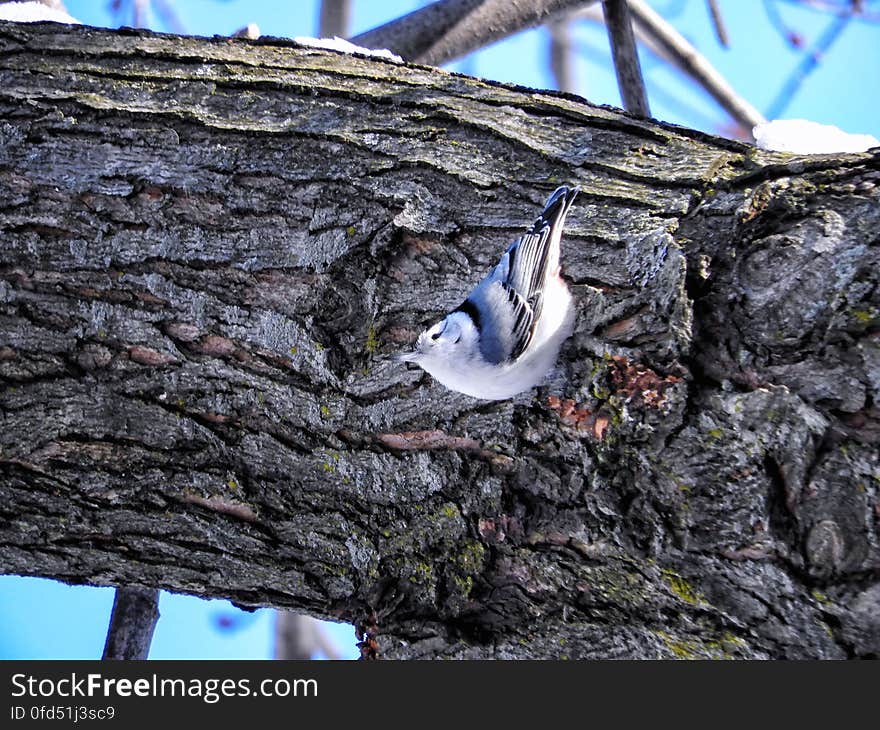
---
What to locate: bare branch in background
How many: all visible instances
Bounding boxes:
[575,4,742,129]
[549,19,577,93]
[153,0,185,34]
[706,0,730,47]
[602,0,650,116]
[275,613,342,660]
[351,0,480,61]
[779,0,880,21]
[107,0,183,32]
[319,0,351,38]
[766,7,852,119]
[763,0,879,116]
[764,0,805,47]
[555,3,761,132]
[133,0,149,28]
[576,4,677,67]
[102,587,160,660]
[351,0,600,66]
[626,0,765,130]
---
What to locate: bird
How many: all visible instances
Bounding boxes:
[395,185,579,400]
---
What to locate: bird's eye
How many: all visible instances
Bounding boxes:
[430,332,441,341]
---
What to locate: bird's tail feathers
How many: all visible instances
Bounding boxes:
[527,185,578,277]
[532,185,579,236]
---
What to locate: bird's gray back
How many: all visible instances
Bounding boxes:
[455,186,579,366]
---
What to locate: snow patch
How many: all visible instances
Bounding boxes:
[0,1,80,24]
[294,36,403,63]
[754,119,879,155]
[232,22,260,40]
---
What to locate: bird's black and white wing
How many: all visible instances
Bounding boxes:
[458,186,578,364]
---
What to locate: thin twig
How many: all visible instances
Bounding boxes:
[102,586,160,660]
[626,0,765,130]
[764,0,803,47]
[706,0,730,47]
[575,2,764,131]
[573,5,736,128]
[548,20,577,93]
[133,0,149,28]
[779,0,880,20]
[765,9,852,119]
[351,0,600,66]
[602,0,651,116]
[319,0,351,38]
[153,0,185,34]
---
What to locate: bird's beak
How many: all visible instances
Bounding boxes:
[391,349,420,364]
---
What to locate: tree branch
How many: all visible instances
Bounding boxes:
[602,0,651,116]
[102,587,160,660]
[626,0,765,131]
[319,0,351,39]
[706,0,730,47]
[351,0,599,65]
[548,19,576,93]
[765,8,851,120]
[574,3,762,130]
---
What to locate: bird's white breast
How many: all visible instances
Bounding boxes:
[422,277,574,400]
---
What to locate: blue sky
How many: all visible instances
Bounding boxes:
[2,0,878,661]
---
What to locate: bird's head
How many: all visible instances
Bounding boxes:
[394,312,468,368]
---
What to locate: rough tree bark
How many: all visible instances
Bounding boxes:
[1,22,878,659]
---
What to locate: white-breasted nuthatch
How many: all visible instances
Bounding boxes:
[395,186,579,400]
